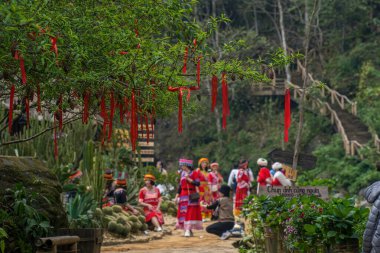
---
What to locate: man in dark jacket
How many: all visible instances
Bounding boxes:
[363,181,380,253]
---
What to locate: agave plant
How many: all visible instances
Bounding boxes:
[66,191,101,228]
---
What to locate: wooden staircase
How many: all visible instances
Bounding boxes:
[251,60,380,158]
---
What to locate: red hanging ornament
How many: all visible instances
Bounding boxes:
[37,84,42,112]
[119,51,128,55]
[50,37,58,57]
[134,19,139,37]
[182,46,188,74]
[58,95,63,130]
[100,95,108,145]
[8,85,15,134]
[196,55,201,85]
[130,91,138,151]
[221,72,230,129]
[145,115,150,143]
[284,88,291,142]
[193,39,197,48]
[178,89,183,133]
[108,92,115,140]
[211,75,218,112]
[15,51,27,85]
[82,91,90,124]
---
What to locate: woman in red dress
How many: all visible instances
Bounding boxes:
[234,160,251,216]
[175,158,203,237]
[257,158,272,187]
[208,162,224,200]
[195,157,212,221]
[138,174,164,232]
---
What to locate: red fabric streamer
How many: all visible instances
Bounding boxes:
[37,85,42,112]
[15,51,27,85]
[134,19,139,37]
[119,51,128,55]
[182,47,188,74]
[100,95,108,145]
[108,92,115,140]
[145,115,150,143]
[193,39,197,48]
[178,89,183,133]
[54,115,58,160]
[130,91,137,151]
[221,72,230,130]
[82,91,90,124]
[8,85,15,134]
[284,88,291,142]
[196,55,201,85]
[58,95,63,130]
[211,75,218,112]
[25,98,30,128]
[50,37,58,57]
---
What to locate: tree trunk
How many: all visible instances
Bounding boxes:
[277,0,291,84]
[292,0,318,169]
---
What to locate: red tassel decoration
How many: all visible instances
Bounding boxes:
[37,85,42,112]
[134,19,139,37]
[8,84,15,134]
[15,51,27,85]
[221,72,230,129]
[130,91,137,151]
[182,47,188,74]
[82,91,90,124]
[145,115,150,143]
[193,39,197,48]
[54,115,58,160]
[196,55,201,85]
[100,95,108,144]
[211,75,218,112]
[108,92,115,140]
[50,37,58,57]
[284,88,291,142]
[25,98,30,128]
[178,89,183,133]
[59,95,63,130]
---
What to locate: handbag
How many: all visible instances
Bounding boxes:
[187,177,200,201]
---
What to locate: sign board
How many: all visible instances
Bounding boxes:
[257,185,329,199]
[282,164,298,181]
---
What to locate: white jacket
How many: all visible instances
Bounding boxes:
[273,171,292,186]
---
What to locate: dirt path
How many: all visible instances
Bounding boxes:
[101,216,239,253]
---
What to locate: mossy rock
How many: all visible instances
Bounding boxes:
[103,206,113,215]
[0,156,68,228]
[108,221,118,233]
[128,215,138,222]
[112,205,123,213]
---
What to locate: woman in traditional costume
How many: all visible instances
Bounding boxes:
[234,160,252,217]
[271,162,292,186]
[113,176,139,215]
[195,158,212,221]
[175,158,203,237]
[257,158,272,187]
[138,174,164,232]
[208,162,224,200]
[102,169,115,208]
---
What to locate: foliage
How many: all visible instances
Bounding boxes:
[0,228,7,253]
[0,184,52,253]
[66,191,101,229]
[243,195,369,252]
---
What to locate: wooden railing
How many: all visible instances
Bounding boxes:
[296,60,358,116]
[291,83,358,156]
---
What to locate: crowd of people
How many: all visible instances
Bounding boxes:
[76,156,293,240]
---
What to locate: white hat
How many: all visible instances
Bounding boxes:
[272,162,282,170]
[257,158,268,167]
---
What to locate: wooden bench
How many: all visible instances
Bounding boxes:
[35,236,80,253]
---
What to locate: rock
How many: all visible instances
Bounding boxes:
[0,156,68,228]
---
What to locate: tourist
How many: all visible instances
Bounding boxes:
[195,158,213,222]
[257,158,272,187]
[102,169,115,208]
[363,181,380,253]
[271,162,292,186]
[138,174,164,232]
[205,185,234,239]
[234,160,253,217]
[156,160,168,176]
[208,162,224,200]
[113,177,139,215]
[174,158,203,237]
[227,162,239,195]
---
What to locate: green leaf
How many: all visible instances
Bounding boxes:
[304,224,316,235]
[327,231,337,238]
